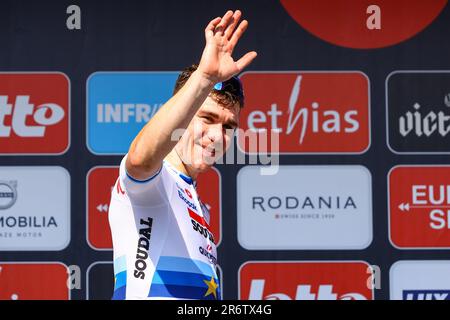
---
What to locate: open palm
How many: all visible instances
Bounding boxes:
[198,10,257,84]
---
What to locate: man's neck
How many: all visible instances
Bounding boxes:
[165,149,198,181]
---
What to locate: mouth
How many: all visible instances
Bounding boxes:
[200,143,216,158]
[202,147,216,158]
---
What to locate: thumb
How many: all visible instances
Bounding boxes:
[236,51,258,72]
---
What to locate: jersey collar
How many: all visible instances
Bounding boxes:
[164,160,197,187]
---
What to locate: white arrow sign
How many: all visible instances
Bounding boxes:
[398,202,450,212]
[96,204,109,212]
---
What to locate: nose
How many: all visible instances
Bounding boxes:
[206,123,224,144]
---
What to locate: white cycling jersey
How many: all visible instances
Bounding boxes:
[108,154,220,300]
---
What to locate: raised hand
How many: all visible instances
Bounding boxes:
[197,10,257,84]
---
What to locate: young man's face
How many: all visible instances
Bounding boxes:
[176,95,240,173]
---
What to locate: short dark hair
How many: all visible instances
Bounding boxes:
[173,64,244,109]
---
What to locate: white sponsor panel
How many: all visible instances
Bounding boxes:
[237,165,372,250]
[0,167,70,250]
[390,260,450,300]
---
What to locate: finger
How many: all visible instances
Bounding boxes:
[205,17,221,38]
[224,10,241,40]
[236,51,258,71]
[228,20,248,52]
[214,10,233,36]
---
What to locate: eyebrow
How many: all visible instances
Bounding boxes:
[199,111,238,128]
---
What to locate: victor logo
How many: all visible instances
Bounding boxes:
[387,72,450,153]
[399,102,450,137]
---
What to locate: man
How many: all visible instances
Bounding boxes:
[108,10,257,300]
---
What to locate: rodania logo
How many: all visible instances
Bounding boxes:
[238,72,370,154]
[237,165,372,250]
[389,166,450,248]
[239,261,373,300]
[0,73,70,154]
[280,0,447,49]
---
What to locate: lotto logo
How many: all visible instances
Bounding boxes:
[238,72,370,154]
[0,73,70,154]
[389,166,450,248]
[239,261,373,300]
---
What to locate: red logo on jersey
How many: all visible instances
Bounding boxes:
[0,263,69,300]
[280,0,447,49]
[117,179,125,195]
[238,72,369,153]
[389,166,450,248]
[0,73,70,154]
[188,207,210,229]
[87,167,118,249]
[197,167,222,245]
[239,262,373,300]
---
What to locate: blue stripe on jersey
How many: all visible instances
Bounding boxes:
[149,283,219,300]
[114,270,127,289]
[112,285,127,300]
[149,256,220,299]
[156,256,215,276]
[152,270,218,287]
[163,160,195,185]
[114,255,127,274]
[113,256,127,299]
[125,165,162,183]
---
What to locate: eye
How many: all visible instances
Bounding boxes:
[200,116,213,123]
[223,124,235,130]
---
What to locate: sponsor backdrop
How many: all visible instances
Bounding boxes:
[1,0,450,300]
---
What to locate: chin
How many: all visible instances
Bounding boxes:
[195,160,214,172]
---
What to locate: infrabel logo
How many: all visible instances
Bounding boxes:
[387,71,450,154]
[87,72,179,154]
[0,181,17,210]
